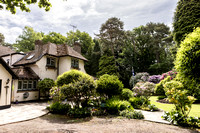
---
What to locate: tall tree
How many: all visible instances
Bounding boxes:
[127,23,173,75]
[66,30,94,57]
[173,0,200,46]
[0,32,5,45]
[14,26,43,52]
[146,22,172,64]
[98,17,125,57]
[42,32,67,44]
[97,49,118,77]
[0,0,52,14]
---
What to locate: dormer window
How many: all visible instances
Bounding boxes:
[71,58,79,69]
[46,57,55,67]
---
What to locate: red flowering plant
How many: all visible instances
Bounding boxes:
[160,70,177,81]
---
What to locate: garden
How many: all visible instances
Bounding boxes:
[36,27,200,131]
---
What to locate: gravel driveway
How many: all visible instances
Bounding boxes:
[0,114,199,133]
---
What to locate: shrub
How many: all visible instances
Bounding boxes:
[129,97,143,109]
[160,70,177,81]
[148,75,161,84]
[120,110,144,119]
[133,82,155,99]
[56,70,85,86]
[158,95,167,100]
[147,104,159,112]
[175,27,200,99]
[49,86,63,102]
[129,72,149,87]
[49,102,71,114]
[154,76,171,95]
[164,80,196,117]
[67,107,91,118]
[162,111,200,128]
[61,76,96,108]
[97,74,123,99]
[121,88,134,100]
[37,78,55,97]
[105,98,132,114]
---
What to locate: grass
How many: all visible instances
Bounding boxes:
[150,96,200,117]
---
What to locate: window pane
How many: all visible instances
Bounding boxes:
[28,81,33,89]
[18,81,22,90]
[47,58,51,65]
[33,81,37,89]
[23,81,28,90]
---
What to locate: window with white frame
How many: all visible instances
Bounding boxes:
[18,80,38,91]
[46,57,55,67]
[71,58,79,69]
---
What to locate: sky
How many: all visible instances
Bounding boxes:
[0,0,178,43]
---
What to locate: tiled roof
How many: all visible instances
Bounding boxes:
[12,67,39,80]
[0,46,15,56]
[13,40,87,66]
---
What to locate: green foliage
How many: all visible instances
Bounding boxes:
[96,74,123,98]
[175,27,200,99]
[155,76,171,95]
[162,110,200,128]
[49,86,63,102]
[60,75,96,108]
[49,102,71,114]
[129,97,143,109]
[85,39,101,76]
[147,104,159,112]
[42,32,67,44]
[121,88,134,100]
[67,107,91,118]
[37,78,55,97]
[66,30,95,56]
[173,0,200,45]
[0,0,51,14]
[56,70,85,87]
[164,80,196,117]
[105,98,132,114]
[120,110,144,119]
[97,55,118,77]
[98,17,125,56]
[0,33,5,45]
[127,23,173,74]
[13,26,43,52]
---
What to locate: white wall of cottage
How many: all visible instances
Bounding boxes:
[0,64,12,107]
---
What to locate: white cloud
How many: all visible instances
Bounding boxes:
[0,0,178,43]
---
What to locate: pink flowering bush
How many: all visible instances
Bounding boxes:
[160,70,177,81]
[133,82,155,100]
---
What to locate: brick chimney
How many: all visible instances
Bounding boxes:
[34,40,43,56]
[73,42,81,54]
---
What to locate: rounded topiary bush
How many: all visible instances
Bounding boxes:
[105,97,132,114]
[121,88,134,100]
[96,74,124,98]
[175,27,200,98]
[37,78,55,97]
[56,70,86,86]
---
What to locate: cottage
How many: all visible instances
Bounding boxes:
[0,57,17,109]
[0,40,87,103]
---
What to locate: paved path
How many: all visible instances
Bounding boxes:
[0,102,170,126]
[135,109,170,124]
[0,102,49,126]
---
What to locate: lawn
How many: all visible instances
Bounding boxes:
[150,96,200,117]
